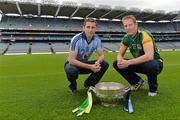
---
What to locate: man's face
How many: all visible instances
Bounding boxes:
[122,19,137,36]
[83,21,96,39]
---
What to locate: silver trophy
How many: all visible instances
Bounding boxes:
[90,82,130,107]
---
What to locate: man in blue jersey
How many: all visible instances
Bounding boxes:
[64,18,109,95]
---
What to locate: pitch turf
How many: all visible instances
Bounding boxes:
[0,51,180,120]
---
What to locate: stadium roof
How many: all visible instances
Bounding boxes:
[0,0,179,21]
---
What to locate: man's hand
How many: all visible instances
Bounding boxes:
[117,59,130,69]
[95,60,101,66]
[89,63,101,73]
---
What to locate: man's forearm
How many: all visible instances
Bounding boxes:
[69,59,91,69]
[97,55,104,63]
[128,54,153,65]
[117,53,123,61]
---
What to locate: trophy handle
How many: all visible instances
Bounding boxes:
[88,86,97,94]
[123,87,131,93]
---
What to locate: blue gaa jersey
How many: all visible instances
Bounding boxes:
[69,32,102,62]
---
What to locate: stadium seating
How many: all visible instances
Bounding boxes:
[0,15,180,54]
[0,42,9,54]
[5,42,29,54]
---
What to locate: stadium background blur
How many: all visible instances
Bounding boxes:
[0,0,180,55]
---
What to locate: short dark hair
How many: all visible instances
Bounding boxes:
[83,18,97,26]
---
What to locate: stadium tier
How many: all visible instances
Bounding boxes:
[0,16,179,42]
[0,0,180,54]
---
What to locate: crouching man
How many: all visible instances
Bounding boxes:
[113,15,163,96]
[64,18,109,95]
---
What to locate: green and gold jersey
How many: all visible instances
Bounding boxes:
[121,29,161,60]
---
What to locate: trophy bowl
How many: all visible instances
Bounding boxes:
[91,82,129,107]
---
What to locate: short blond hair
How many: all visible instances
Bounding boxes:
[122,15,137,24]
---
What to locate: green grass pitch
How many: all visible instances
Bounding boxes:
[0,51,180,120]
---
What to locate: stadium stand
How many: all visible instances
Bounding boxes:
[30,42,51,54]
[51,42,69,53]
[0,0,180,54]
[5,42,29,54]
[0,42,9,54]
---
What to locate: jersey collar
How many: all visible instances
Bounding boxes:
[82,32,95,44]
[131,29,139,40]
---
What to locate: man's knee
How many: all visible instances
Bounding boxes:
[64,63,78,78]
[144,60,159,74]
[113,60,123,71]
[113,60,118,69]
[101,60,109,70]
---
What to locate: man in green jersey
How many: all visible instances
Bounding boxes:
[113,15,163,96]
